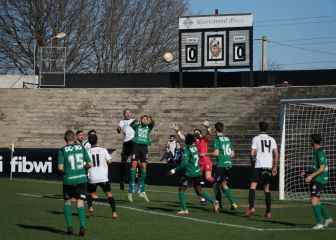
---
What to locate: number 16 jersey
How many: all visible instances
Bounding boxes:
[251,134,277,169]
[88,146,112,184]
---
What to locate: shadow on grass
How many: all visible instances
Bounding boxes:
[48,210,115,220]
[16,224,66,236]
[48,210,78,217]
[251,218,310,227]
[146,206,176,213]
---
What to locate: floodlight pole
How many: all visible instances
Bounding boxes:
[9,143,14,181]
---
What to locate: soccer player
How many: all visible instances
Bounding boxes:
[304,134,333,229]
[117,109,135,190]
[207,122,238,210]
[194,121,214,185]
[86,134,118,219]
[246,121,278,219]
[76,130,85,145]
[83,129,97,151]
[169,133,219,215]
[58,130,92,236]
[128,115,154,202]
[175,121,214,205]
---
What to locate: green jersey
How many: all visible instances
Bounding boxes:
[131,121,154,145]
[213,135,233,169]
[58,143,92,185]
[176,145,201,178]
[313,148,328,185]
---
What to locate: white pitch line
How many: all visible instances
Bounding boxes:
[263,228,336,231]
[16,192,336,232]
[16,192,261,231]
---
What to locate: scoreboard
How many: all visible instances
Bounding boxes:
[179,13,253,70]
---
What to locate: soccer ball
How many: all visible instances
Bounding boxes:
[163,51,174,63]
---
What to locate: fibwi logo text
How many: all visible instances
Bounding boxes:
[11,156,53,173]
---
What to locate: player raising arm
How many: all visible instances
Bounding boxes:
[246,121,278,219]
[128,115,154,202]
[117,109,135,190]
[169,134,219,215]
[58,130,92,236]
[173,122,214,205]
[86,134,118,219]
[304,134,333,229]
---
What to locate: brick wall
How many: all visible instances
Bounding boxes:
[0,86,335,164]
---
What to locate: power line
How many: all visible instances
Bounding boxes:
[276,60,336,66]
[294,41,336,46]
[256,15,333,23]
[255,19,336,28]
[268,40,336,56]
[254,37,336,45]
[275,36,336,43]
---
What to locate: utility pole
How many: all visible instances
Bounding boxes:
[256,36,268,71]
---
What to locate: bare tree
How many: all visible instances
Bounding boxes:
[0,0,188,74]
[0,0,99,74]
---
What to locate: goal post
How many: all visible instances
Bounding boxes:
[279,98,336,201]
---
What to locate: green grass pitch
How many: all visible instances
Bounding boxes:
[0,178,335,240]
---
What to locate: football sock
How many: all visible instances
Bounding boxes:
[178,191,187,210]
[265,192,271,213]
[87,194,93,209]
[312,204,323,224]
[64,202,73,228]
[139,169,147,192]
[77,207,86,229]
[120,159,127,183]
[223,187,235,205]
[201,192,214,204]
[214,184,222,208]
[129,168,136,193]
[108,197,116,212]
[320,203,331,219]
[248,189,255,209]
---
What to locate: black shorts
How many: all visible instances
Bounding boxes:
[121,140,134,159]
[215,167,231,183]
[310,182,324,198]
[87,182,111,193]
[132,143,148,162]
[250,168,272,185]
[180,176,202,188]
[63,183,87,200]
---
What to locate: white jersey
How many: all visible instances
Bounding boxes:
[119,119,135,142]
[83,140,91,151]
[251,133,277,169]
[88,146,112,184]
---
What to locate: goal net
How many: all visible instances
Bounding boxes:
[279,98,336,200]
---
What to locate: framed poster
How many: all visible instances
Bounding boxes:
[207,35,224,61]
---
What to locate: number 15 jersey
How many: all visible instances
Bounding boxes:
[58,144,92,185]
[251,134,277,169]
[88,146,112,184]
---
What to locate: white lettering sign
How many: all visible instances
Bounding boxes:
[179,14,253,30]
[11,156,52,173]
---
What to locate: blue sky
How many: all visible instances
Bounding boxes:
[188,0,336,70]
